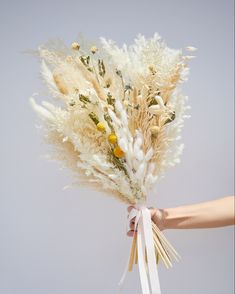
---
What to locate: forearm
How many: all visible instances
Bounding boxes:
[161,196,235,230]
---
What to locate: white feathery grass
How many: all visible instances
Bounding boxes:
[29,33,195,205]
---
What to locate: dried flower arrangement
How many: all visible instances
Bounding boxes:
[29,33,196,294]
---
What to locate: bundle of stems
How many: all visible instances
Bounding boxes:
[128,221,181,271]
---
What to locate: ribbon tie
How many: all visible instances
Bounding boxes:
[118,205,161,294]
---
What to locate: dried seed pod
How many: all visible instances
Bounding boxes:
[148,105,161,115]
[71,42,80,50]
[98,59,105,77]
[91,46,98,54]
[150,126,160,135]
[123,100,129,107]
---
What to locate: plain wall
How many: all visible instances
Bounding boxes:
[0,0,234,293]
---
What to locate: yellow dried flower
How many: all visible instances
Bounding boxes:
[113,146,124,158]
[96,122,106,132]
[91,46,98,54]
[71,42,80,50]
[108,134,117,144]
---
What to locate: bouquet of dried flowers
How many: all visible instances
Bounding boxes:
[29,33,196,294]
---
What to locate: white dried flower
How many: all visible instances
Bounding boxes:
[30,32,192,205]
[185,46,197,52]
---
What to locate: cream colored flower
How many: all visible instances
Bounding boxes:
[150,126,160,135]
[123,100,129,107]
[71,42,80,50]
[90,46,98,54]
[148,95,166,115]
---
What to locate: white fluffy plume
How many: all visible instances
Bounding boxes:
[29,33,194,205]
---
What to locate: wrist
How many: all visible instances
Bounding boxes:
[159,207,182,230]
[161,208,173,229]
[152,208,167,231]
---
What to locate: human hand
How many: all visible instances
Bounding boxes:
[126,206,165,237]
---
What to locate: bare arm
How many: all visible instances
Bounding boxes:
[159,196,235,230]
[127,196,235,236]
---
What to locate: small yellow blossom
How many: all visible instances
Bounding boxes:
[108,134,117,144]
[96,122,106,132]
[113,146,124,158]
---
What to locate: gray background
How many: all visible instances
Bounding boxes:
[0,0,234,293]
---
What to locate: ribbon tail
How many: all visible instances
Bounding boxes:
[142,208,161,294]
[137,215,151,294]
[118,206,162,294]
